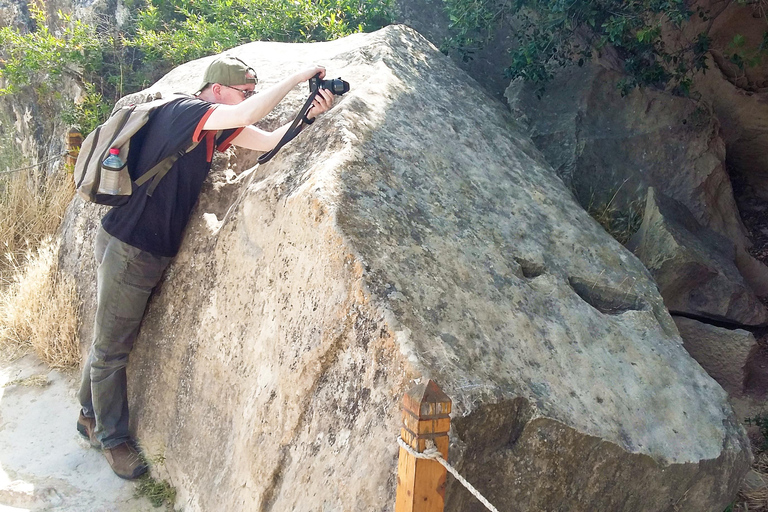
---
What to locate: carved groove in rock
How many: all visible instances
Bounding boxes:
[514,257,545,279]
[568,277,645,315]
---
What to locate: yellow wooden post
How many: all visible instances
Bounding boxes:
[65,128,82,169]
[395,379,452,512]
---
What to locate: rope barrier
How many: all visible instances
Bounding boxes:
[1,151,69,175]
[397,436,501,512]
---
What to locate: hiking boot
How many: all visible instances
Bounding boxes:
[104,442,148,480]
[76,412,101,449]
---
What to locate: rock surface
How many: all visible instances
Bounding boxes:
[673,316,758,397]
[670,0,768,196]
[671,315,768,425]
[694,55,768,198]
[58,26,750,512]
[505,63,748,246]
[687,0,768,91]
[504,62,768,296]
[628,188,768,326]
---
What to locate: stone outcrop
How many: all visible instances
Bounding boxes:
[691,0,768,91]
[694,55,768,198]
[58,26,750,512]
[505,62,768,297]
[664,0,768,198]
[505,64,746,243]
[628,188,768,326]
[673,316,759,397]
[672,316,768,424]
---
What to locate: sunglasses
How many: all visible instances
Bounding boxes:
[222,84,256,99]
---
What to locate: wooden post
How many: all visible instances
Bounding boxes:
[395,380,452,512]
[65,128,82,169]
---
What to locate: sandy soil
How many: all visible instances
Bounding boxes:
[0,354,156,512]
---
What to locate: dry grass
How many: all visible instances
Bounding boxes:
[0,238,81,369]
[728,442,768,511]
[740,454,768,511]
[0,167,79,369]
[584,188,645,246]
[2,374,49,388]
[0,168,74,284]
[741,487,768,511]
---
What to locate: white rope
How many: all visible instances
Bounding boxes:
[397,436,501,512]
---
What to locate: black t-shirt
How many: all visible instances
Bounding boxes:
[102,97,242,257]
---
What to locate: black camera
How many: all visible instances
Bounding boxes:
[309,74,350,96]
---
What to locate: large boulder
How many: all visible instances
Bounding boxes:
[673,316,759,397]
[58,26,750,512]
[627,188,768,326]
[504,63,768,298]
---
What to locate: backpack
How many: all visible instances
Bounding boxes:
[73,92,199,206]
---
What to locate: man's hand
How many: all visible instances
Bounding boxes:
[306,88,335,121]
[295,65,326,83]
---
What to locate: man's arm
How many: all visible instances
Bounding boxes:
[229,88,335,151]
[202,66,326,131]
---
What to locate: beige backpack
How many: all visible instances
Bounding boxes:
[74,92,198,205]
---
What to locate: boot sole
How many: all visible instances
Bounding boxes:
[112,463,148,480]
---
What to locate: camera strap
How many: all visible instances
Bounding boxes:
[257,89,319,164]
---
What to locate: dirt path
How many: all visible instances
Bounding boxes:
[0,354,155,512]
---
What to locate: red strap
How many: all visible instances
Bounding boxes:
[205,132,215,162]
[217,127,245,152]
[194,107,244,162]
[193,107,216,143]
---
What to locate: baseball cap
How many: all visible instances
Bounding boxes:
[196,55,257,94]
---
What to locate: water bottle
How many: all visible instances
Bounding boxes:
[98,148,124,195]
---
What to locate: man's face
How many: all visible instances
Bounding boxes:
[217,71,257,105]
[217,83,256,105]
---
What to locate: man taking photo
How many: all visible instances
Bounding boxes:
[76,55,335,479]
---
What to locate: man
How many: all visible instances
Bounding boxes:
[76,55,335,479]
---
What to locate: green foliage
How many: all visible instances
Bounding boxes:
[0,0,394,133]
[60,84,112,135]
[0,8,106,96]
[440,0,766,95]
[727,30,768,70]
[131,0,394,67]
[135,474,176,508]
[441,0,509,62]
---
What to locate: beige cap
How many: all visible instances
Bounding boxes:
[196,55,257,94]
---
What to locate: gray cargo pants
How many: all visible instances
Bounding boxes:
[78,227,171,449]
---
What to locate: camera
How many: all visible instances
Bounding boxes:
[309,74,350,96]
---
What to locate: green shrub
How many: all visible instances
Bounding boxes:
[441,0,765,95]
[0,0,395,133]
[0,8,106,96]
[131,0,393,66]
